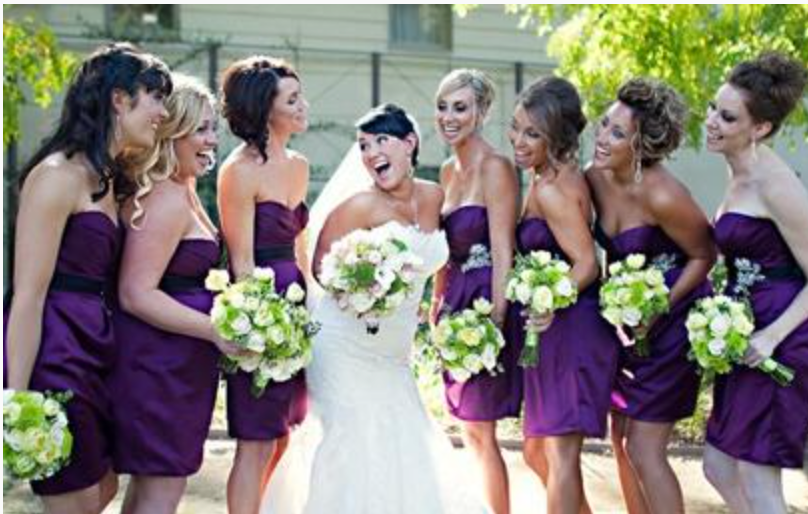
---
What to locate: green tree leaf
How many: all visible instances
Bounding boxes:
[3,12,76,149]
[457,5,808,147]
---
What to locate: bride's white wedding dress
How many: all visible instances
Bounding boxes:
[261,221,487,514]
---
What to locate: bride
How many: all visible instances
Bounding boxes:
[261,104,486,514]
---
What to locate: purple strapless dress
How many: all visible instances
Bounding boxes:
[439,206,522,420]
[3,212,121,495]
[595,224,708,422]
[514,218,619,437]
[706,213,808,468]
[110,238,222,476]
[226,200,308,440]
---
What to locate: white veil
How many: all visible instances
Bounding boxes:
[260,143,373,514]
[305,143,373,309]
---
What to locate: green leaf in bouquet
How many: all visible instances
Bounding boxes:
[219,356,240,375]
[350,262,377,288]
[251,375,270,398]
[390,238,408,252]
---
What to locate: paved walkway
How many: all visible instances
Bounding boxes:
[5,440,807,513]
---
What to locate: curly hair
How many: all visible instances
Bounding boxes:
[355,103,420,167]
[729,51,807,139]
[124,73,216,228]
[220,55,299,163]
[436,68,497,125]
[617,78,687,167]
[518,76,587,165]
[19,42,172,201]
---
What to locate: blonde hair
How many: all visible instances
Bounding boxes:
[127,73,215,227]
[436,68,496,125]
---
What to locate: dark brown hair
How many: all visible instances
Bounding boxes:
[220,55,299,162]
[617,78,686,166]
[728,51,807,139]
[518,76,587,165]
[20,42,172,201]
[356,103,420,166]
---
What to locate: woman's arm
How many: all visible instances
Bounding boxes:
[745,175,808,365]
[539,182,599,291]
[647,172,716,306]
[482,155,519,326]
[118,184,237,353]
[312,193,375,279]
[294,155,311,284]
[6,162,82,389]
[218,160,257,280]
[430,164,451,322]
[583,166,611,279]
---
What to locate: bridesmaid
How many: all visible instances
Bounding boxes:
[586,78,715,513]
[508,77,619,514]
[218,55,311,514]
[111,74,239,514]
[3,43,171,513]
[702,52,808,514]
[432,68,521,514]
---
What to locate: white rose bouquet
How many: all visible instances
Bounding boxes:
[600,253,671,357]
[686,295,794,386]
[431,299,506,382]
[3,389,73,481]
[320,226,423,334]
[506,250,578,367]
[207,267,317,397]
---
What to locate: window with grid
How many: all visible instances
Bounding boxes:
[389,5,452,51]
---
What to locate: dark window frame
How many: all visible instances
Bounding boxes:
[389,5,453,53]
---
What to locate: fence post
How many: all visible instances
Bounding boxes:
[204,42,221,221]
[4,141,19,289]
[208,42,220,93]
[371,51,381,107]
[515,61,524,94]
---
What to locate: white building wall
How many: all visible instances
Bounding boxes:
[8,4,808,212]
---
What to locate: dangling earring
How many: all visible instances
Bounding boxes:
[630,130,643,184]
[114,114,123,143]
[751,137,758,162]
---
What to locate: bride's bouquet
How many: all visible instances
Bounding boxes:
[3,389,73,481]
[506,250,578,367]
[431,299,505,382]
[600,253,671,357]
[320,226,423,334]
[207,268,317,397]
[686,294,794,386]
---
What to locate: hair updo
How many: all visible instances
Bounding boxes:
[220,55,299,163]
[617,78,687,166]
[728,51,807,139]
[436,68,496,124]
[355,103,420,167]
[518,76,587,165]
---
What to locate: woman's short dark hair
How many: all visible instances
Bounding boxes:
[355,103,420,167]
[617,78,687,166]
[728,51,807,139]
[518,76,587,165]
[20,42,172,201]
[220,55,299,163]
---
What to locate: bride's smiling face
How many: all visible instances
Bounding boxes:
[358,130,417,191]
